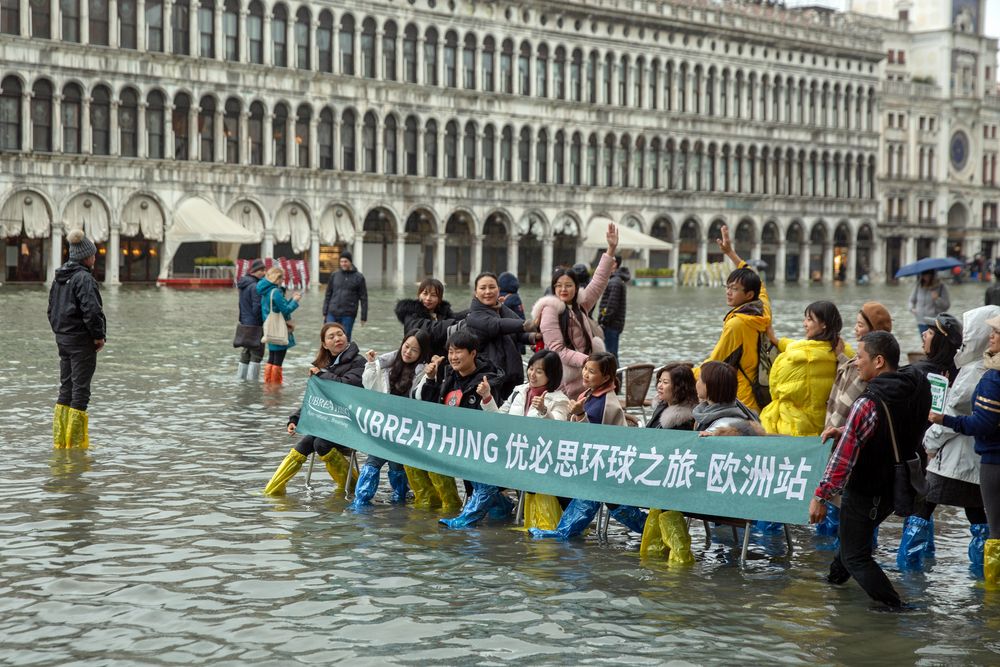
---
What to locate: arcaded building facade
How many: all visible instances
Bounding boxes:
[0,0,882,287]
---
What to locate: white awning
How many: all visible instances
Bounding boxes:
[582,219,673,251]
[158,197,261,280]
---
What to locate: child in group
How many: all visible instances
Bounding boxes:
[479,349,569,531]
[351,329,433,509]
[262,323,364,496]
[530,352,647,540]
[419,329,510,528]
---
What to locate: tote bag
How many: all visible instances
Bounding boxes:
[261,290,289,346]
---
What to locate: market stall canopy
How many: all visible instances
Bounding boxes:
[581,219,673,251]
[157,197,261,280]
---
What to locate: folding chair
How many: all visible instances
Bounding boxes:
[303,450,361,498]
[616,363,655,420]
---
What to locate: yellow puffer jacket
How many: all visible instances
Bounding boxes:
[760,338,855,437]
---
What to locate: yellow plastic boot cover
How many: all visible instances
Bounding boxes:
[427,472,463,513]
[65,408,90,449]
[660,510,695,565]
[985,539,1000,590]
[524,493,563,532]
[320,449,356,491]
[405,466,441,509]
[263,449,307,496]
[640,508,668,558]
[53,404,71,449]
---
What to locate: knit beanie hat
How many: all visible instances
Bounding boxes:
[340,250,353,262]
[67,228,97,262]
[859,302,892,333]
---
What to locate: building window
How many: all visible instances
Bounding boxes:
[147,91,165,158]
[118,0,136,48]
[249,101,264,164]
[536,44,547,97]
[247,1,263,63]
[462,34,475,90]
[273,103,287,166]
[61,0,80,42]
[31,0,51,38]
[1,0,20,35]
[145,0,163,51]
[222,0,238,61]
[570,49,582,102]
[554,131,564,184]
[423,28,437,85]
[500,126,512,181]
[441,30,456,87]
[224,98,240,164]
[444,120,457,178]
[88,0,108,44]
[518,41,530,95]
[499,39,512,94]
[362,112,376,173]
[61,83,82,152]
[462,121,475,178]
[383,22,397,81]
[172,92,190,159]
[198,95,214,161]
[172,0,189,54]
[340,15,355,74]
[587,134,597,185]
[425,119,437,176]
[603,54,612,104]
[897,50,905,65]
[295,7,309,69]
[403,25,417,83]
[361,17,375,78]
[587,52,597,103]
[482,125,494,180]
[404,116,417,175]
[518,127,530,181]
[198,0,214,58]
[384,115,397,175]
[318,107,333,169]
[119,88,139,157]
[316,11,333,72]
[0,76,22,151]
[536,129,547,183]
[272,4,286,67]
[554,47,565,100]
[295,104,309,167]
[481,37,495,92]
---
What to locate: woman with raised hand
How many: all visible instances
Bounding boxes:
[350,329,433,509]
[531,222,619,400]
[257,265,302,385]
[479,349,569,531]
[263,323,364,496]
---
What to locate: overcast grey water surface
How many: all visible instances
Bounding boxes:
[2,281,1000,665]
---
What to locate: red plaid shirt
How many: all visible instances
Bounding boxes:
[815,397,879,500]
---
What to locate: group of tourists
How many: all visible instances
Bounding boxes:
[47,223,1000,612]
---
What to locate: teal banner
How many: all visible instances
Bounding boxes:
[296,378,829,524]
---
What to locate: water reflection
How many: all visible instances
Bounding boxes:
[0,281,998,663]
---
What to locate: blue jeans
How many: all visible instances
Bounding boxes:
[326,314,356,339]
[603,327,621,360]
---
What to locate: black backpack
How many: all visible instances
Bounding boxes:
[724,333,776,409]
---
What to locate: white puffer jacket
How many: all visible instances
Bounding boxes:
[362,350,426,397]
[481,381,570,420]
[924,305,1000,485]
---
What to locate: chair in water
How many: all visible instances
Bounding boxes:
[616,363,655,421]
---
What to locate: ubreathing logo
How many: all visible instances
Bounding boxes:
[307,395,351,422]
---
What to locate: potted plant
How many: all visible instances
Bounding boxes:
[633,267,657,287]
[656,267,675,286]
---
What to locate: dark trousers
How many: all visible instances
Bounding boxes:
[239,345,264,364]
[603,327,622,360]
[57,342,98,411]
[267,349,287,366]
[829,490,901,607]
[326,314,356,340]
[294,435,350,458]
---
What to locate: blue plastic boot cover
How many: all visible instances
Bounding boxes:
[387,464,409,503]
[439,482,499,529]
[610,505,648,534]
[349,464,381,509]
[969,524,990,576]
[488,491,514,520]
[926,514,936,558]
[528,499,601,540]
[896,515,931,571]
[755,520,784,535]
[815,502,840,537]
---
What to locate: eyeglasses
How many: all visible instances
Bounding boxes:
[725,284,745,293]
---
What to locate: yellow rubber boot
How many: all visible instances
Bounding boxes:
[986,539,1000,590]
[405,466,441,509]
[640,508,668,558]
[320,449,356,492]
[661,510,695,565]
[65,408,90,449]
[428,472,463,512]
[53,404,71,449]
[524,493,563,531]
[263,449,307,495]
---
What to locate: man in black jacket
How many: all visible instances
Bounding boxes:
[598,255,628,360]
[48,229,107,449]
[235,259,266,381]
[322,251,367,340]
[809,331,931,609]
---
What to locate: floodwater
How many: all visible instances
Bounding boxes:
[2,280,1000,665]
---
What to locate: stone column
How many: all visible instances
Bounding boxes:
[394,230,406,288]
[261,227,274,258]
[82,97,92,155]
[799,241,810,283]
[352,232,365,271]
[540,235,554,287]
[528,50,536,96]
[285,113,295,166]
[108,0,118,47]
[164,104,175,159]
[670,239,680,283]
[507,234,519,277]
[696,237,708,266]
[263,14,272,64]
[670,65,680,112]
[331,118,340,169]
[80,0,89,43]
[19,0,28,36]
[775,239,787,284]
[213,4,223,59]
[110,100,120,155]
[353,26,362,76]
[164,0,173,52]
[240,110,250,165]
[262,112,272,165]
[653,63,663,110]
[373,29,383,79]
[48,222,63,284]
[416,36,425,85]
[309,230,320,290]
[21,91,31,150]
[823,242,834,283]
[309,18,319,70]
[470,234,484,286]
[215,108,225,162]
[52,94,62,152]
[846,237,857,283]
[136,0,146,50]
[308,114,319,169]
[415,127,424,176]
[106,224,121,285]
[434,233,446,282]
[137,102,148,158]
[375,118,383,173]
[51,0,60,40]
[189,1,198,56]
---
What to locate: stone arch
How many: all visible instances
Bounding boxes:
[947,201,970,257]
[833,220,852,282]
[706,217,726,263]
[649,214,674,269]
[122,192,166,242]
[360,205,396,288]
[0,189,54,282]
[808,220,829,282]
[62,191,112,243]
[733,216,756,259]
[517,211,547,286]
[444,208,476,285]
[273,200,312,256]
[401,206,438,284]
[482,209,513,275]
[678,216,702,265]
